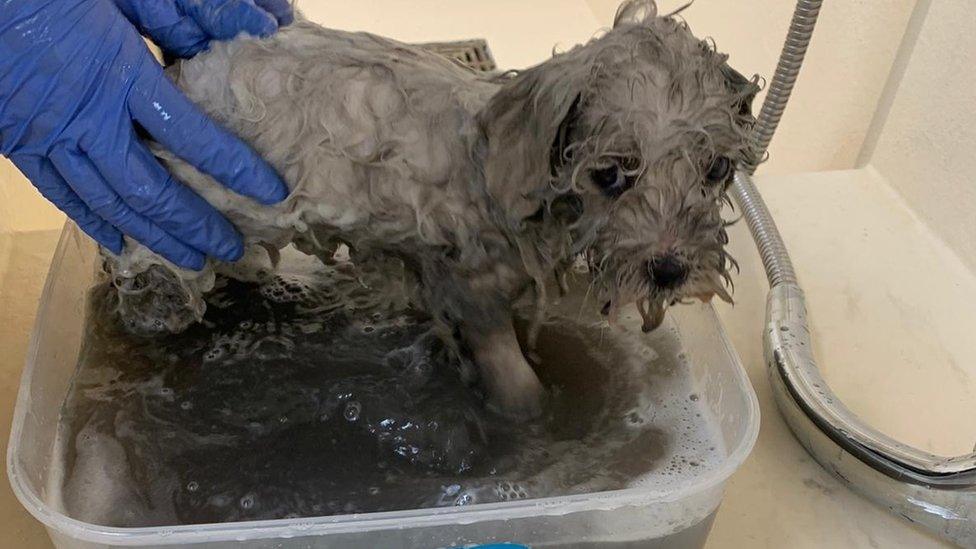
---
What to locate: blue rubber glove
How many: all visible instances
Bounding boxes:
[113,0,294,58]
[0,0,292,270]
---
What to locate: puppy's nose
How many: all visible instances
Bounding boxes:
[647,255,688,290]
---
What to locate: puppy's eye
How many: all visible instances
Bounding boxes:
[705,156,733,185]
[590,164,635,198]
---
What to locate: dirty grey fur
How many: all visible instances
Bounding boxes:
[104,0,759,418]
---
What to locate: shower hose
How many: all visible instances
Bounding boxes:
[732,0,976,545]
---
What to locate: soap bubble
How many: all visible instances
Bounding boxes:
[240,494,256,509]
[344,401,361,422]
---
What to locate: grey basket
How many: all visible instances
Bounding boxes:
[421,39,497,72]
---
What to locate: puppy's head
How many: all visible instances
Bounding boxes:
[481,0,759,331]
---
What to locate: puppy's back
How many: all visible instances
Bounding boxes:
[164,19,499,240]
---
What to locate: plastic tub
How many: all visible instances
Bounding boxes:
[8,223,759,548]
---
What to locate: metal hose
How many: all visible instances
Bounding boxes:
[731,0,822,287]
[732,0,820,287]
[733,1,976,545]
[743,0,822,176]
[730,172,796,287]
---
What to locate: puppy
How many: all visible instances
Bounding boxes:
[105,0,758,419]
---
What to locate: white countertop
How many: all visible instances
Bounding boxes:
[707,168,967,548]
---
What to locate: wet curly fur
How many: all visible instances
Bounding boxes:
[104,1,759,418]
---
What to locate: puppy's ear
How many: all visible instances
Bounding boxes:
[720,64,760,117]
[480,64,584,228]
[613,0,658,28]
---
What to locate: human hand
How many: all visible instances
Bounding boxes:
[113,0,294,58]
[0,0,291,270]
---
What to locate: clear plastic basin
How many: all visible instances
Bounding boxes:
[7,224,759,548]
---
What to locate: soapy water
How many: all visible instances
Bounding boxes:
[55,260,725,527]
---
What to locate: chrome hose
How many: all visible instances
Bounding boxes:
[742,0,822,176]
[732,0,822,286]
[730,0,976,545]
[730,172,796,287]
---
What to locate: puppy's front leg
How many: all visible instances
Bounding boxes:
[466,318,546,420]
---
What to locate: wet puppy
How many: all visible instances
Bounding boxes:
[105,0,758,418]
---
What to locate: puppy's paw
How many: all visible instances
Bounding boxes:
[103,263,211,335]
[470,323,547,420]
[486,367,546,420]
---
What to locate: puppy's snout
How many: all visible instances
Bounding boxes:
[647,255,688,290]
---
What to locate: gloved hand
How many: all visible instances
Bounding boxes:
[113,0,294,58]
[0,0,293,270]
